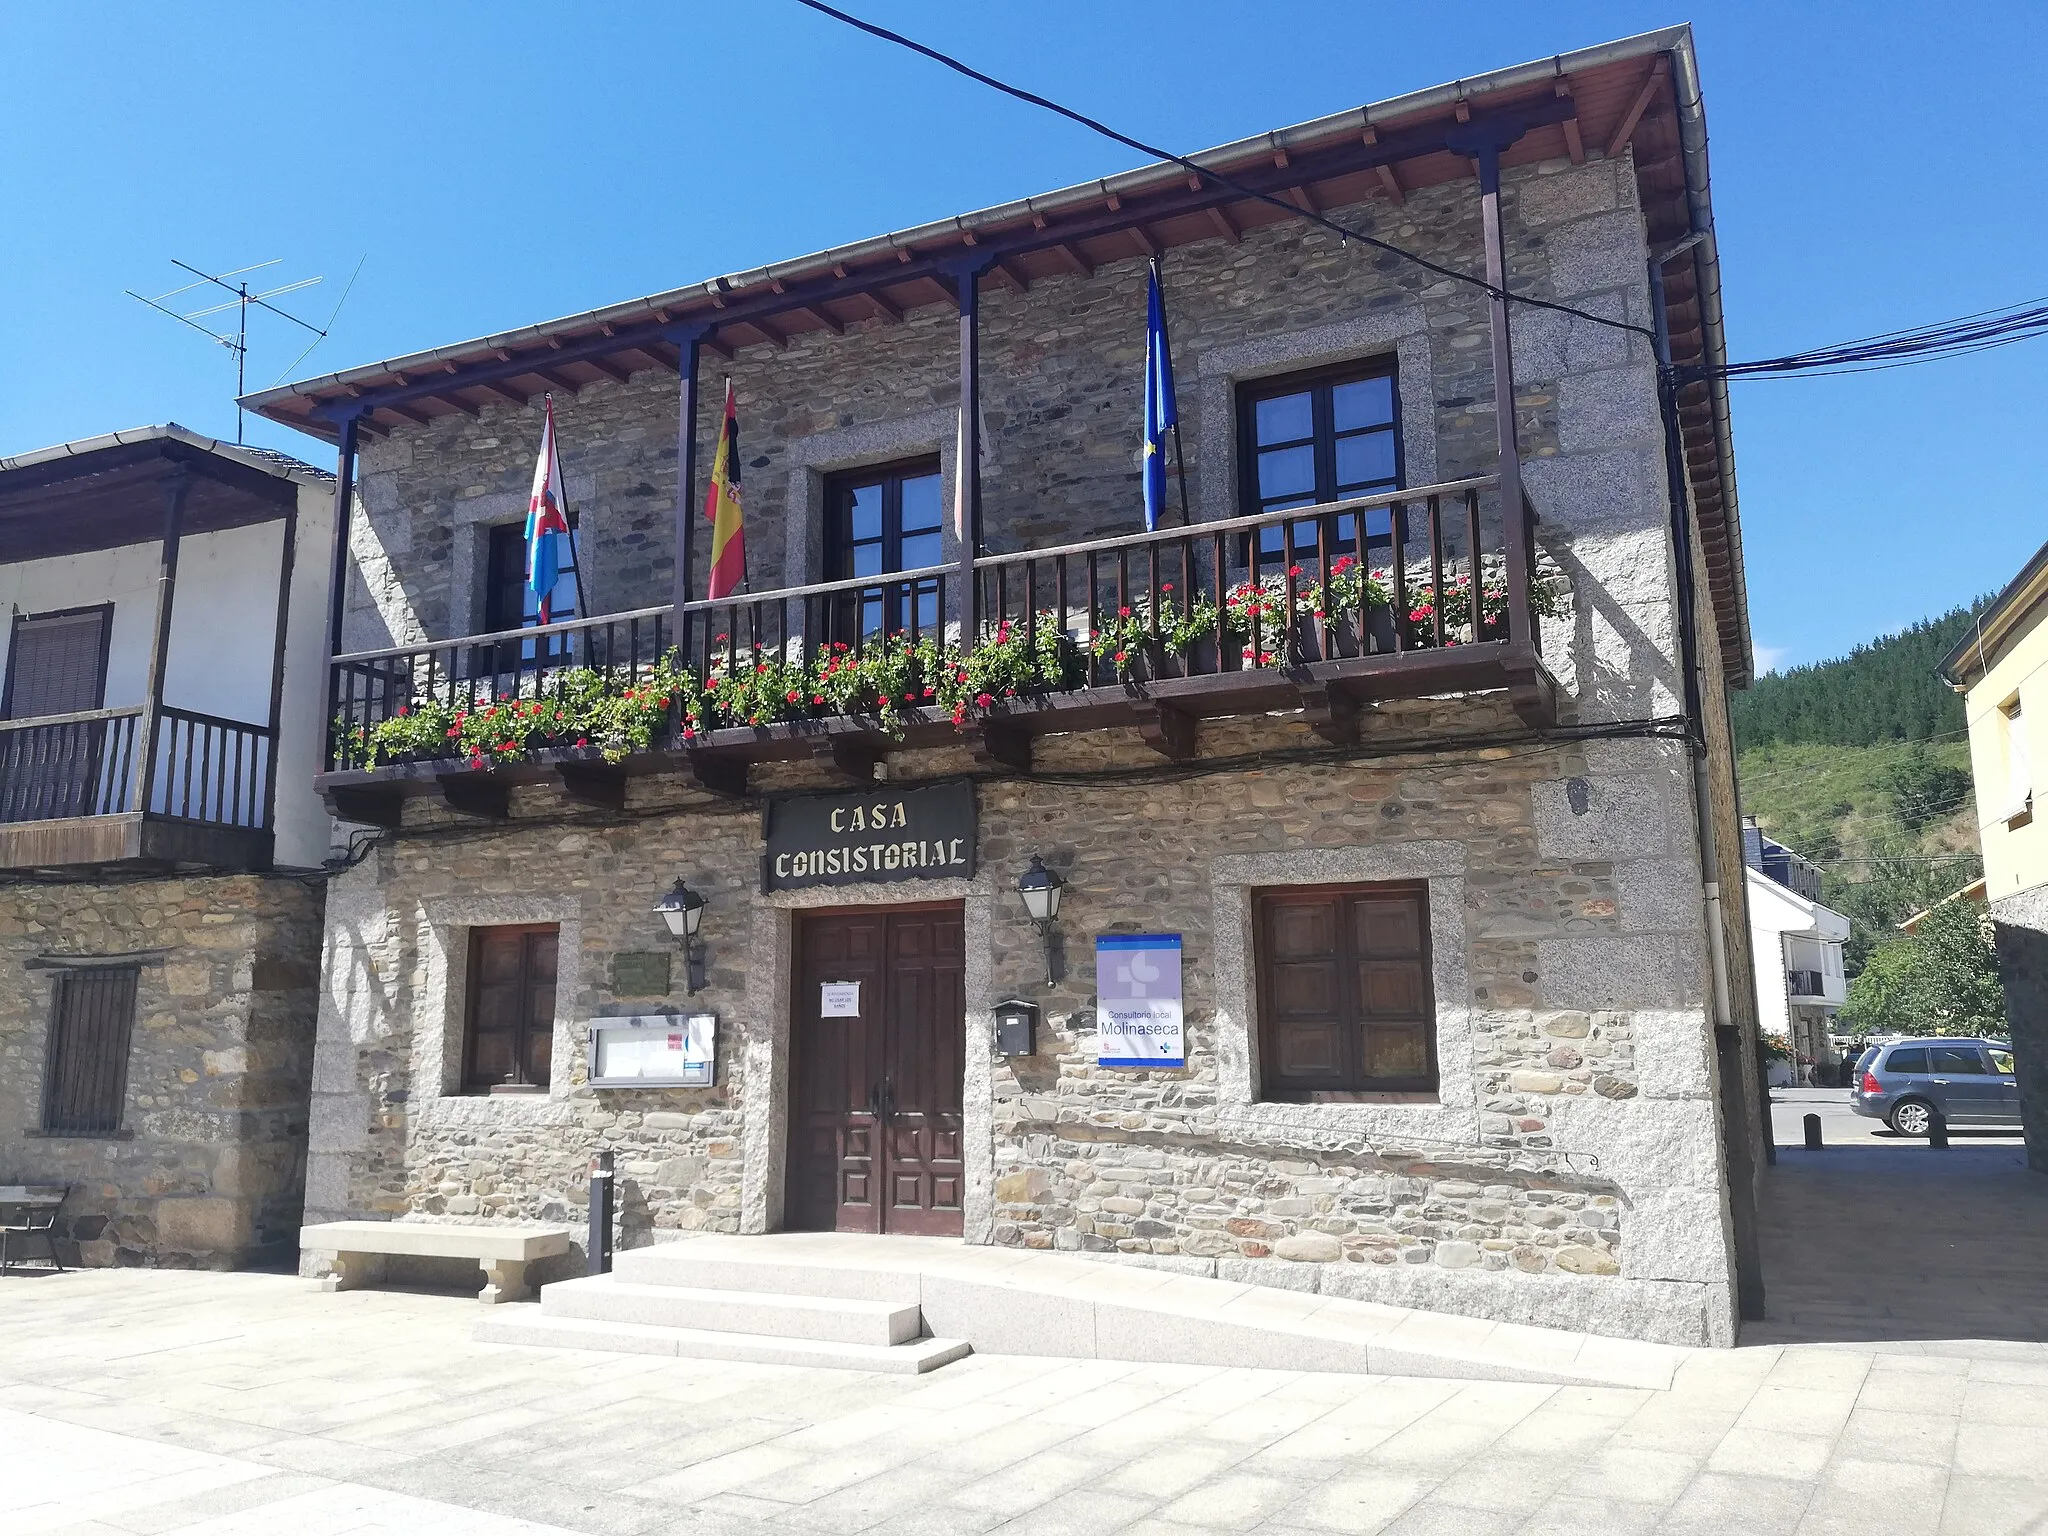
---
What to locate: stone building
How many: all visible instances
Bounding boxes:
[248,27,1768,1345]
[0,426,335,1266]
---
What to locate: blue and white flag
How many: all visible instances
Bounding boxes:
[1142,260,1179,531]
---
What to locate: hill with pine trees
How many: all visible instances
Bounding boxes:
[1732,607,1984,975]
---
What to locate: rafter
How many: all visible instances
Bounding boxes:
[1557,79,1585,164]
[865,288,904,324]
[1129,224,1160,258]
[584,355,631,385]
[480,380,529,407]
[1053,242,1093,277]
[1204,204,1241,243]
[1607,60,1664,159]
[793,304,844,335]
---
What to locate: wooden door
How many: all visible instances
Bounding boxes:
[789,904,964,1235]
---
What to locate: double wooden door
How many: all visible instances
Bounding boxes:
[789,904,964,1235]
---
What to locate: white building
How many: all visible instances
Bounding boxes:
[1743,820,1850,1081]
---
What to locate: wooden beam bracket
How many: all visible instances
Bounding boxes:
[963,722,1033,774]
[1132,700,1196,761]
[813,736,885,785]
[1294,678,1361,746]
[555,761,628,810]
[438,773,510,820]
[681,750,748,799]
[324,784,402,830]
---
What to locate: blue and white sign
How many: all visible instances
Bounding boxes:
[1096,933,1185,1069]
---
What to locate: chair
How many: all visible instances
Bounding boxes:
[0,1185,69,1273]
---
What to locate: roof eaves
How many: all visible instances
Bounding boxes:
[0,422,331,486]
[1937,538,2048,688]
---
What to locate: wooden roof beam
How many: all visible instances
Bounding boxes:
[1052,242,1093,277]
[1557,80,1585,164]
[480,380,529,407]
[1129,224,1160,258]
[1362,126,1405,205]
[749,314,787,350]
[1205,204,1241,243]
[584,355,632,385]
[865,288,904,324]
[535,367,582,394]
[434,392,481,419]
[994,256,1031,292]
[1606,60,1665,159]
[387,402,434,427]
[793,304,844,335]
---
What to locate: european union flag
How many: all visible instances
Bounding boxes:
[1142,260,1179,531]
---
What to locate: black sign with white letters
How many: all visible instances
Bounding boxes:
[761,782,976,891]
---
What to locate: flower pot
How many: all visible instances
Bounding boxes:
[1364,606,1398,655]
[1304,614,1364,662]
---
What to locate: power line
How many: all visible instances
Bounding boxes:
[787,0,1654,343]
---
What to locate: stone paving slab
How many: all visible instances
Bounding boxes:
[6,1269,2048,1533]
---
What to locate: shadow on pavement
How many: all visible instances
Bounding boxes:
[1745,1143,2048,1346]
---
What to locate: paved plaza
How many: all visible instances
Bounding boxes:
[5,1262,2048,1536]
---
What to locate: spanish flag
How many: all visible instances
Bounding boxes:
[704,381,746,600]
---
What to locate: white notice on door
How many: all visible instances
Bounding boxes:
[820,981,861,1017]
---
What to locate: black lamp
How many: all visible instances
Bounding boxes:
[1016,855,1066,985]
[656,878,709,993]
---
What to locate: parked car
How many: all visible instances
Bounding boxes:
[1849,1037,2020,1135]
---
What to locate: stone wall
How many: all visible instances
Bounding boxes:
[1991,883,2048,1173]
[0,873,323,1266]
[308,699,1733,1344]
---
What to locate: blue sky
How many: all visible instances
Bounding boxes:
[4,3,2043,673]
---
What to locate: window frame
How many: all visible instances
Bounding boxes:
[461,923,560,1095]
[2001,696,2032,827]
[822,454,945,640]
[3,603,115,721]
[39,964,140,1137]
[1252,879,1438,1101]
[1234,358,1405,560]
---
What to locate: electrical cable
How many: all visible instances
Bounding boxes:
[787,0,1656,343]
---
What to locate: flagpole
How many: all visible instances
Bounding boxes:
[546,393,596,624]
[1154,259,1195,529]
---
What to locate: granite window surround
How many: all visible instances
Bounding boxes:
[1193,307,1440,528]
[444,474,600,639]
[412,895,585,1121]
[777,407,985,590]
[1210,842,1480,1149]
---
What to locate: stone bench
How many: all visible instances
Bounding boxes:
[300,1221,573,1304]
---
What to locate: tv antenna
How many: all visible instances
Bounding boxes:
[127,259,326,443]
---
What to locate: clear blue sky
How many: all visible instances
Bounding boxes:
[4,3,2043,673]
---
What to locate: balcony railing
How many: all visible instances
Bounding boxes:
[0,704,272,830]
[324,474,1557,799]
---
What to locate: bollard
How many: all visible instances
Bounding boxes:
[1929,1110,1949,1150]
[588,1150,615,1274]
[1803,1113,1823,1151]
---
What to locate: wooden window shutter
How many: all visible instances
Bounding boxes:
[42,965,140,1134]
[6,610,109,720]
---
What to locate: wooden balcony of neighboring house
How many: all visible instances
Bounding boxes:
[317,475,1562,826]
[0,425,318,875]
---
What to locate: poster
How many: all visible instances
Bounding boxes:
[1096,934,1185,1069]
[820,982,861,1017]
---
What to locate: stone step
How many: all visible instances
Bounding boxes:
[475,1306,971,1374]
[611,1243,924,1303]
[541,1275,923,1345]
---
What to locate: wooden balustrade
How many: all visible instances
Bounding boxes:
[149,706,272,827]
[323,472,1548,774]
[0,708,142,823]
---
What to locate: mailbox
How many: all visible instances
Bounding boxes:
[993,997,1039,1057]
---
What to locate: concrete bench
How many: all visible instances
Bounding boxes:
[300,1221,573,1304]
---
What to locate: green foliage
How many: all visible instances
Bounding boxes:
[1822,852,1979,977]
[1838,899,2005,1039]
[1730,607,1979,749]
[1876,744,1973,832]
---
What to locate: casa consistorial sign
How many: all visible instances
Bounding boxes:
[762,782,976,891]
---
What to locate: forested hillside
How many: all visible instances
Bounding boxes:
[1733,609,1984,981]
[1730,607,1977,748]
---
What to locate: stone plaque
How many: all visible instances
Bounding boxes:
[611,951,672,998]
[761,782,976,891]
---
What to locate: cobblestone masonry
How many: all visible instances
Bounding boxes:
[307,152,1748,1345]
[0,875,322,1267]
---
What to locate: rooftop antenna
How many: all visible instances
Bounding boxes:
[127,259,326,443]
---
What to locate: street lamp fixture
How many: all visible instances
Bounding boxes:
[656,878,709,993]
[1016,855,1066,986]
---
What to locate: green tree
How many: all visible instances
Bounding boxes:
[1838,899,2005,1039]
[1877,744,1972,832]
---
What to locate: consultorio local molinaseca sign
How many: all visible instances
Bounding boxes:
[761,782,976,891]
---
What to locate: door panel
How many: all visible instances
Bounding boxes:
[789,904,964,1236]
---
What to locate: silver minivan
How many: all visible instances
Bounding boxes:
[1849,1036,2019,1135]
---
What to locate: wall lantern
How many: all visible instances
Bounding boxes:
[1016,855,1066,986]
[655,878,709,993]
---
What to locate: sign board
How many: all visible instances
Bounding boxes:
[820,982,861,1017]
[1096,934,1185,1069]
[762,782,975,891]
[610,951,672,998]
[588,1014,716,1087]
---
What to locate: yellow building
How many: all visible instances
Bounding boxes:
[1940,540,2048,1170]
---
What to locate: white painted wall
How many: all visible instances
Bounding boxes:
[0,477,337,868]
[1745,867,1852,1040]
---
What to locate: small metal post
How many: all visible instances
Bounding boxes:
[587,1150,614,1274]
[1929,1110,1949,1150]
[1802,1113,1823,1151]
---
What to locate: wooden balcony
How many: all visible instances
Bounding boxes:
[319,476,1558,825]
[0,704,276,872]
